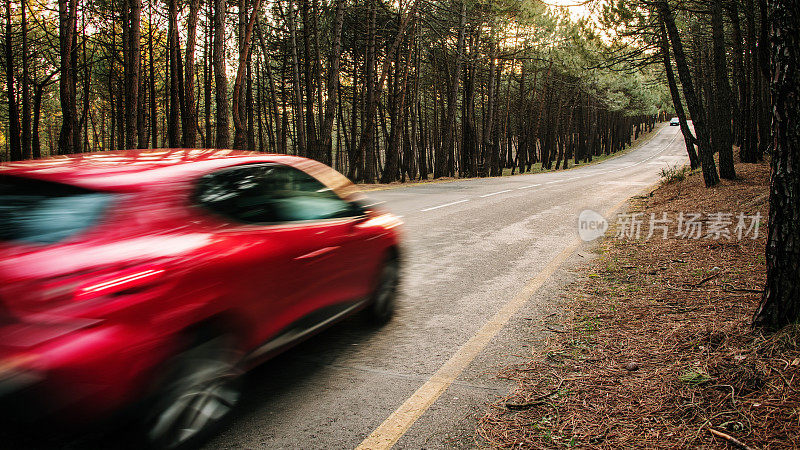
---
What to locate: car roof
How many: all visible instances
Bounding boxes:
[0,149,357,195]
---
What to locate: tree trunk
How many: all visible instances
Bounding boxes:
[728,2,745,149]
[20,0,31,158]
[461,44,477,178]
[57,0,80,155]
[285,0,307,156]
[358,0,377,181]
[5,0,22,160]
[658,0,719,187]
[659,21,699,169]
[742,0,760,161]
[320,0,345,165]
[167,0,181,148]
[182,0,200,147]
[148,7,158,148]
[213,0,229,148]
[756,0,770,157]
[203,0,212,147]
[753,0,800,329]
[435,0,466,179]
[356,0,417,182]
[32,74,57,158]
[711,0,736,179]
[256,21,283,153]
[299,0,319,160]
[381,35,412,183]
[123,0,141,149]
[232,0,262,150]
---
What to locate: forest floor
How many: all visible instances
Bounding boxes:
[356,123,664,192]
[477,159,800,449]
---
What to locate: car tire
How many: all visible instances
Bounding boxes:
[143,333,242,449]
[365,256,400,325]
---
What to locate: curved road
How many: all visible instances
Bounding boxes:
[205,123,688,449]
[0,124,687,449]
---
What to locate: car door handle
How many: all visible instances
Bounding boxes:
[295,246,340,260]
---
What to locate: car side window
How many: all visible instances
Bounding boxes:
[195,164,361,224]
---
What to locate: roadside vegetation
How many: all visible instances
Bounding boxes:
[358,118,665,190]
[478,160,799,448]
[478,2,799,445]
[1,0,667,183]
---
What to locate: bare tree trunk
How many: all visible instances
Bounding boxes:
[743,0,760,161]
[753,0,800,328]
[356,0,418,181]
[284,0,307,156]
[232,0,262,150]
[659,20,699,169]
[658,0,719,187]
[57,0,80,155]
[213,0,229,148]
[320,0,345,165]
[148,7,158,148]
[757,0,770,157]
[182,0,200,147]
[203,0,212,147]
[78,14,90,152]
[436,0,466,179]
[489,61,502,176]
[300,0,319,160]
[359,0,377,181]
[167,0,181,147]
[5,0,22,160]
[482,26,497,176]
[381,34,412,183]
[21,0,31,158]
[256,21,282,153]
[346,50,360,178]
[711,0,736,179]
[728,3,745,149]
[255,56,267,150]
[32,73,57,158]
[122,0,141,149]
[246,63,255,150]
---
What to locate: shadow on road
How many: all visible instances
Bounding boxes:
[0,315,382,449]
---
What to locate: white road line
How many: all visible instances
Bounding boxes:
[545,179,564,184]
[517,184,541,190]
[419,199,468,212]
[479,189,512,198]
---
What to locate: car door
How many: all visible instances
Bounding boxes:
[258,164,373,320]
[193,164,370,347]
[192,165,322,346]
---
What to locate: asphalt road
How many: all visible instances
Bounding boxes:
[0,123,686,449]
[203,123,688,449]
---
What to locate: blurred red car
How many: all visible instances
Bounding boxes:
[0,149,402,448]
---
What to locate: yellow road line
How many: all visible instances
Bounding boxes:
[355,196,634,450]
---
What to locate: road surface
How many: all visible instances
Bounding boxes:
[0,123,687,449]
[205,123,688,448]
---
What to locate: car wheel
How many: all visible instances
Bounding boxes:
[144,335,242,449]
[366,256,400,325]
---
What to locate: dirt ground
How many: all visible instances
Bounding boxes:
[478,161,800,449]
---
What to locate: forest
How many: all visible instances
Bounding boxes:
[1,0,674,183]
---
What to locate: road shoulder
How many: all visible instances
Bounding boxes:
[477,161,799,448]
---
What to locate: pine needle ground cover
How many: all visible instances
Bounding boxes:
[479,161,799,448]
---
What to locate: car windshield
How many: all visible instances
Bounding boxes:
[0,176,115,245]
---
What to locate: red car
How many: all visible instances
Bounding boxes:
[0,149,402,448]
